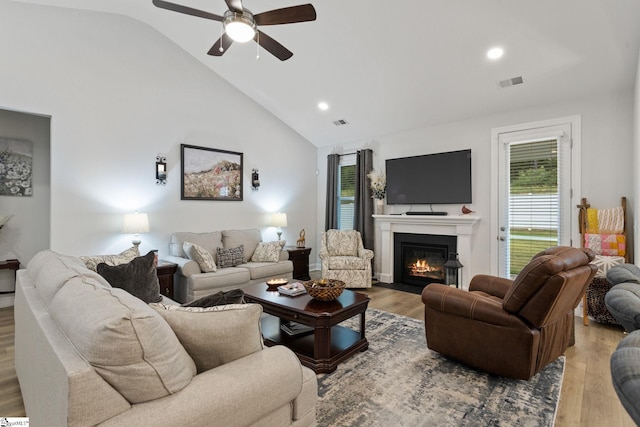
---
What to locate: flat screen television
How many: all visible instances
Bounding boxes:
[385,149,472,205]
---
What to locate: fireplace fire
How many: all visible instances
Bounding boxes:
[393,233,457,288]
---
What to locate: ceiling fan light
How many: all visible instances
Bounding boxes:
[224,11,256,43]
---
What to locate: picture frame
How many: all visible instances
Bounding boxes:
[181,144,243,201]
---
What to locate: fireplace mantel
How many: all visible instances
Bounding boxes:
[373,214,480,289]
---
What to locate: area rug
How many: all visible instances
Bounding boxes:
[316,309,564,427]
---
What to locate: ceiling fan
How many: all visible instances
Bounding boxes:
[152,0,316,61]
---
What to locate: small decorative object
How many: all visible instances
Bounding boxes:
[368,169,386,215]
[296,229,306,248]
[302,279,346,301]
[444,253,463,288]
[181,144,243,201]
[251,168,260,191]
[122,211,150,248]
[277,282,306,296]
[266,277,288,290]
[0,215,12,230]
[461,205,475,214]
[270,212,287,240]
[156,155,167,185]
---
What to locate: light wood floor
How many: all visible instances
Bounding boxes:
[0,286,635,426]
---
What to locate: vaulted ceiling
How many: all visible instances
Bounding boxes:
[12,0,640,147]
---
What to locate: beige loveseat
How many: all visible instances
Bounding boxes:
[164,229,293,303]
[14,250,317,427]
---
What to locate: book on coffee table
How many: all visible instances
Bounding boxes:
[280,320,314,336]
[277,282,306,296]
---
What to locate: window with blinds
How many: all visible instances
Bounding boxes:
[506,139,563,276]
[337,155,355,230]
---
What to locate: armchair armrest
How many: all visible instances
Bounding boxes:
[469,275,513,299]
[358,248,374,260]
[422,283,522,327]
[318,249,329,260]
[163,255,201,277]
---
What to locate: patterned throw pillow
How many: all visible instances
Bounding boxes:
[183,241,217,273]
[216,245,245,269]
[80,246,140,271]
[250,240,285,262]
[590,255,626,279]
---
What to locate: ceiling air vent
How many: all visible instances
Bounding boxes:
[498,76,524,88]
[333,119,349,126]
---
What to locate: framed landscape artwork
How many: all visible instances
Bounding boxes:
[0,137,33,197]
[181,144,243,201]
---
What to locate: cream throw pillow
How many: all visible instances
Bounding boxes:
[151,303,264,373]
[183,241,217,272]
[250,240,285,262]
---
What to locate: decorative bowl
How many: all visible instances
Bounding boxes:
[302,279,346,301]
[266,278,288,290]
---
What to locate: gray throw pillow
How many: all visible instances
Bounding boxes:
[216,245,245,268]
[182,289,245,308]
[97,251,162,303]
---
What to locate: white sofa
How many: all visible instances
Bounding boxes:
[165,229,293,303]
[14,250,317,427]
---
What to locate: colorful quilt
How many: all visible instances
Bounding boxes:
[584,233,626,257]
[586,206,624,234]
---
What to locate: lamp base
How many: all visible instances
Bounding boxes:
[277,231,282,241]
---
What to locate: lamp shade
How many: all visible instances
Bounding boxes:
[122,212,150,235]
[270,213,287,228]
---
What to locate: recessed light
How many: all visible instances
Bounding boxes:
[318,102,329,111]
[487,47,504,60]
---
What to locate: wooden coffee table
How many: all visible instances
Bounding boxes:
[243,282,370,374]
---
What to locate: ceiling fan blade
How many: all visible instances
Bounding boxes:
[255,30,293,61]
[224,0,243,13]
[207,32,234,56]
[153,0,223,21]
[254,4,316,26]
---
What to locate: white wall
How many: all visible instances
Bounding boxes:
[317,91,635,280]
[0,2,317,260]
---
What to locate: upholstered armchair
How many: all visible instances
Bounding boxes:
[319,229,374,288]
[422,246,597,380]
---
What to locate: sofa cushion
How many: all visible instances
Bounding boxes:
[188,268,251,291]
[96,251,162,304]
[608,264,640,286]
[27,250,111,308]
[240,261,293,280]
[170,231,222,260]
[222,229,262,262]
[183,241,217,273]
[49,277,196,404]
[151,303,264,373]
[80,246,140,272]
[251,240,285,263]
[217,245,245,269]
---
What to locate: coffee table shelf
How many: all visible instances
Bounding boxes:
[243,282,370,374]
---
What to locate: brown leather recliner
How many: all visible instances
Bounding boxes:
[422,246,597,380]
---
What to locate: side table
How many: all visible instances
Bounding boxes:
[286,247,311,281]
[0,259,20,295]
[157,261,178,300]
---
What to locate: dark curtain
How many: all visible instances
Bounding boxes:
[325,153,340,231]
[354,149,374,251]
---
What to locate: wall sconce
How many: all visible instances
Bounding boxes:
[444,252,463,289]
[251,168,260,191]
[156,155,167,186]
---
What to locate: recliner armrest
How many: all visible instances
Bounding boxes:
[469,274,513,299]
[422,283,523,327]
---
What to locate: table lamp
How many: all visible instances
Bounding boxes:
[270,212,287,241]
[122,212,150,248]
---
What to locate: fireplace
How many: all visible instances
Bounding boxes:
[393,233,457,288]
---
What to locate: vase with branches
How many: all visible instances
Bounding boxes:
[368,170,386,214]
